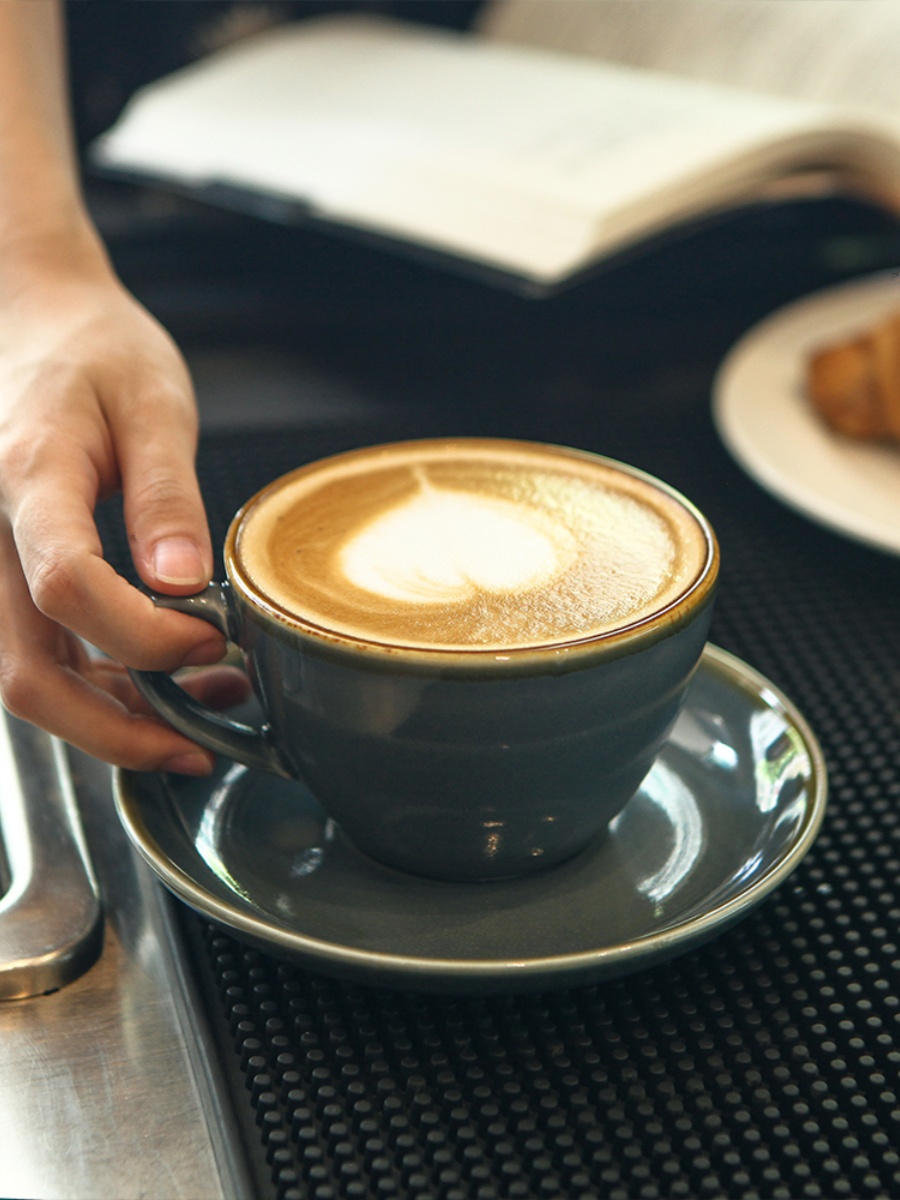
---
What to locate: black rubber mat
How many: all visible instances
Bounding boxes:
[99,389,900,1199]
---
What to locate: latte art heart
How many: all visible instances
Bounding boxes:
[339,483,574,605]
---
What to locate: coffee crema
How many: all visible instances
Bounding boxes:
[233,440,710,651]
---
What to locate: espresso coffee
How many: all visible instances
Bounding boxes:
[234,439,710,652]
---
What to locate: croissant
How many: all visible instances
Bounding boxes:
[807,311,900,442]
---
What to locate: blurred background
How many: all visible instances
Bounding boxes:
[66,0,900,455]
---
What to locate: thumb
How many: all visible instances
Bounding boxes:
[118,396,213,597]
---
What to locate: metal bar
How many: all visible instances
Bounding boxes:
[0,714,103,999]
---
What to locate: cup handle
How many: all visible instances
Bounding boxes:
[128,582,291,777]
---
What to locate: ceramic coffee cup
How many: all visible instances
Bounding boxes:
[131,439,718,881]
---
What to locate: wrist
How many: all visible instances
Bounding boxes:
[0,207,115,307]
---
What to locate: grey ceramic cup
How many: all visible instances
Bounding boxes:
[131,444,719,882]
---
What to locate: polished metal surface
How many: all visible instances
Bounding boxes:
[115,644,829,994]
[0,715,103,998]
[0,735,253,1200]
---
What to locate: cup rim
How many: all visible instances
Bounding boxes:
[224,438,719,669]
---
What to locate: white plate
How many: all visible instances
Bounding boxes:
[713,271,900,555]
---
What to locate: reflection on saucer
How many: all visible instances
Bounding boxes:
[629,763,704,907]
[196,763,250,899]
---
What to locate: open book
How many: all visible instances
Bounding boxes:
[90,0,900,293]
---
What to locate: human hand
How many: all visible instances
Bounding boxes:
[0,260,248,772]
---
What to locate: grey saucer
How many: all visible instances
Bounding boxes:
[114,645,827,994]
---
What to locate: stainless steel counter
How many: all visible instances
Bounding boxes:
[0,729,252,1200]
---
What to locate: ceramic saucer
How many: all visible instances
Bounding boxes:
[115,645,827,994]
[713,270,900,555]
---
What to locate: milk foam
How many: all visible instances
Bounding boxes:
[339,477,575,605]
[235,441,709,651]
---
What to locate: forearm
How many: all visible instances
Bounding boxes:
[0,2,233,772]
[0,0,110,290]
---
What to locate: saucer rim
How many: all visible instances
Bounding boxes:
[115,644,828,990]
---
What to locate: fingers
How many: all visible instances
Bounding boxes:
[5,656,251,774]
[0,523,251,770]
[5,652,217,774]
[1,340,223,670]
[0,281,232,768]
[0,548,207,772]
[113,366,215,596]
[10,476,225,671]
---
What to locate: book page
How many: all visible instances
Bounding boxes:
[480,0,900,118]
[94,11,816,208]
[93,13,844,283]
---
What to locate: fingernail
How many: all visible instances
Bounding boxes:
[152,537,207,587]
[163,751,214,776]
